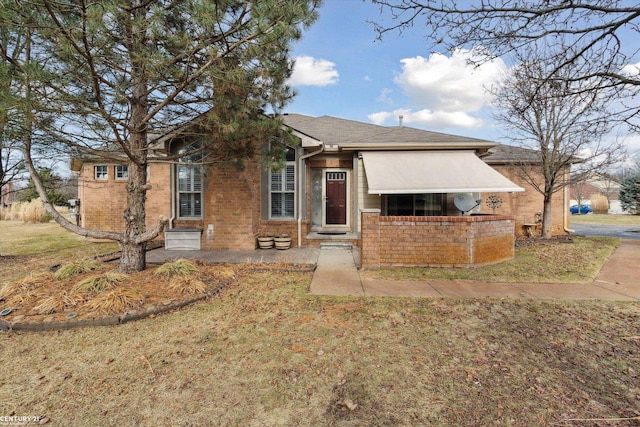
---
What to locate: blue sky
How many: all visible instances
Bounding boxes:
[285,0,640,153]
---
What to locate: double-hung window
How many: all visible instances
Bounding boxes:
[95,165,108,180]
[269,148,295,219]
[115,165,128,180]
[177,164,202,218]
[175,141,203,219]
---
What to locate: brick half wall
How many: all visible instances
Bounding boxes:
[361,209,515,268]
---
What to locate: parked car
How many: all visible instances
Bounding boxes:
[570,204,592,214]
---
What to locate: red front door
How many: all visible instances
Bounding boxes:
[326,172,347,225]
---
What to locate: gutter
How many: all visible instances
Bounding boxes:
[297,143,324,247]
[327,142,497,152]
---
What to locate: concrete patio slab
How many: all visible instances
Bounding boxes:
[146,247,320,266]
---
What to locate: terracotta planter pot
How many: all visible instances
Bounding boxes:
[257,236,274,249]
[274,235,292,250]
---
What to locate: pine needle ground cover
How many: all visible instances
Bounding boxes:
[0,259,239,322]
[2,273,639,425]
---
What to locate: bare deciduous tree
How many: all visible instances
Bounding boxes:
[492,48,624,238]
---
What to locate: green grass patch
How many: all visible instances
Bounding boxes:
[0,221,117,256]
[0,221,119,284]
[570,213,640,226]
[361,237,619,283]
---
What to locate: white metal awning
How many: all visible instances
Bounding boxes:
[361,150,525,194]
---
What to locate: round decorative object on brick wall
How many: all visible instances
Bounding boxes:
[274,235,292,250]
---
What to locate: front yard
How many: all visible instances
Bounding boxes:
[1,220,639,425]
[2,273,640,425]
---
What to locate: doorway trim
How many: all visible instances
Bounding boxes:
[322,168,351,229]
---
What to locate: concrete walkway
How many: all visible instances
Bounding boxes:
[310,240,640,301]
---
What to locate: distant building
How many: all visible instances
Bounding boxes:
[1,182,15,207]
[570,173,620,202]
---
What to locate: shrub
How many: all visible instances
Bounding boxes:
[33,291,85,315]
[590,194,609,214]
[168,277,207,295]
[20,198,50,223]
[153,259,199,279]
[0,199,69,222]
[85,287,144,314]
[0,273,51,306]
[54,259,103,280]
[74,272,127,294]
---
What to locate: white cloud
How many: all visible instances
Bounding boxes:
[621,62,640,77]
[288,55,339,86]
[376,88,394,105]
[370,48,506,129]
[368,108,483,128]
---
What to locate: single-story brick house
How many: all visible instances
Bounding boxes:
[72,114,572,268]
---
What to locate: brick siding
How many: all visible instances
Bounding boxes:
[361,210,515,268]
[79,159,289,250]
[78,163,171,233]
[486,165,568,236]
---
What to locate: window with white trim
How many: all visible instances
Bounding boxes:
[177,164,202,218]
[115,165,128,180]
[269,148,295,219]
[175,140,203,219]
[94,165,108,180]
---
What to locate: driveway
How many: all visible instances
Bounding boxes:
[570,223,640,240]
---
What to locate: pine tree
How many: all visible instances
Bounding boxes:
[1,0,321,272]
[620,174,640,215]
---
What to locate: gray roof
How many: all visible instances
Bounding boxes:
[483,144,542,164]
[281,114,497,149]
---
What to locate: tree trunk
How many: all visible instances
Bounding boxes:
[120,239,146,273]
[119,161,148,273]
[541,196,554,239]
[117,0,150,273]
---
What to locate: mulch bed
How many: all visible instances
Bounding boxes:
[0,260,313,331]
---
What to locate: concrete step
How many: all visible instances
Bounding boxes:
[320,241,353,250]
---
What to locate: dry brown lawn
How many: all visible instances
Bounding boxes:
[2,272,640,425]
[1,221,639,425]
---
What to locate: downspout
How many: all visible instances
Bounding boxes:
[169,162,175,229]
[297,144,324,247]
[563,168,574,234]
